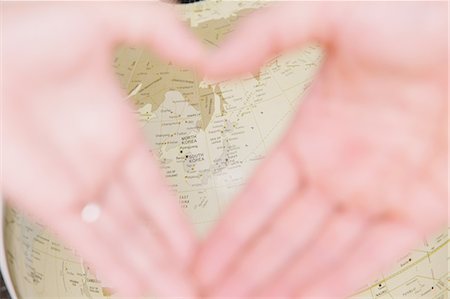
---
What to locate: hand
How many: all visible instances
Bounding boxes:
[1,2,205,297]
[195,2,448,298]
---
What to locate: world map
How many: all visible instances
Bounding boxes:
[3,1,448,298]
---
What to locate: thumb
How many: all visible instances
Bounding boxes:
[100,2,205,71]
[203,2,331,81]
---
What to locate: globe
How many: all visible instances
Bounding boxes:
[1,1,448,298]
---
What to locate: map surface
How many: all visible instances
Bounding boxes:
[3,1,448,298]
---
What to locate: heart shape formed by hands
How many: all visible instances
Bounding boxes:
[2,1,447,299]
[112,2,447,298]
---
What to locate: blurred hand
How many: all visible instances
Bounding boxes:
[195,2,448,298]
[1,2,205,297]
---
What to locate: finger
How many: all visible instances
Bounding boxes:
[195,144,303,289]
[203,2,330,80]
[210,188,334,297]
[93,179,196,297]
[123,144,197,265]
[297,220,421,299]
[95,180,166,292]
[257,209,367,298]
[101,1,206,71]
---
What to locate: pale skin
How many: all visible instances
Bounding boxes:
[195,2,448,298]
[1,2,447,299]
[2,2,204,297]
